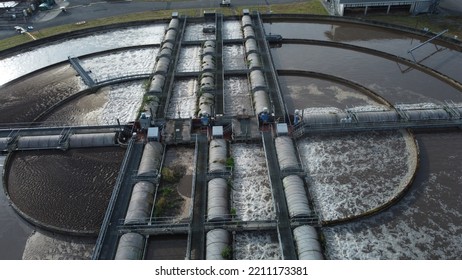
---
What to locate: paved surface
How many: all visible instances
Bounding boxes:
[189,133,208,260]
[261,131,297,260]
[95,141,144,260]
[0,0,306,40]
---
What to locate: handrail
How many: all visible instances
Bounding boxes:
[92,137,136,260]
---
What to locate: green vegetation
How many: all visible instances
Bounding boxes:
[226,157,234,168]
[154,165,186,217]
[161,167,178,183]
[2,1,460,52]
[221,245,233,260]
[230,207,237,217]
[154,184,184,217]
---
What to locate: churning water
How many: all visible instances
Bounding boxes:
[1,17,461,260]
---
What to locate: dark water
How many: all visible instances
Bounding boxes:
[265,21,462,81]
[0,65,82,124]
[0,19,461,260]
[278,75,376,112]
[272,44,462,104]
[6,148,124,233]
[322,132,462,259]
[270,22,462,259]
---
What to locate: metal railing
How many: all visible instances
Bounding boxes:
[92,137,136,260]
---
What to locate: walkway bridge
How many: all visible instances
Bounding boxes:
[252,12,288,122]
[261,131,297,260]
[68,56,96,87]
[92,139,145,260]
[68,56,154,90]
[293,103,462,137]
[115,216,319,236]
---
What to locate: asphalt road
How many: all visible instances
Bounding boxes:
[0,0,306,39]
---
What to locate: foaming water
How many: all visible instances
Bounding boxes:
[297,130,417,222]
[0,24,166,86]
[223,21,243,40]
[177,46,202,72]
[224,77,253,116]
[223,45,246,70]
[234,232,281,260]
[0,65,86,124]
[45,81,146,125]
[183,24,216,41]
[322,132,462,259]
[231,144,275,221]
[81,48,158,79]
[22,231,95,260]
[279,76,379,111]
[166,79,198,119]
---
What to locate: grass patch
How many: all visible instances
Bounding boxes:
[0,0,328,51]
[221,245,233,260]
[0,34,35,51]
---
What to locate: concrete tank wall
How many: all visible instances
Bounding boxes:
[206,229,230,260]
[137,141,163,177]
[125,181,156,224]
[114,232,145,260]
